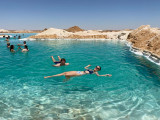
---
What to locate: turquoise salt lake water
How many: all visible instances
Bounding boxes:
[0,33,160,120]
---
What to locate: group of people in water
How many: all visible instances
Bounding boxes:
[3,34,22,39]
[44,56,112,80]
[5,36,29,52]
[2,35,112,80]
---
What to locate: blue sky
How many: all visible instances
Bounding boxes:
[1,0,160,30]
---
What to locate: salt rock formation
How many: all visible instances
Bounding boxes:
[106,31,131,40]
[127,25,160,58]
[66,26,84,33]
[29,27,131,40]
[0,29,9,33]
[30,27,108,39]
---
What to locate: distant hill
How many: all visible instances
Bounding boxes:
[66,26,84,33]
[0,29,9,33]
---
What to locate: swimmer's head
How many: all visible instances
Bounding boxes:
[60,58,66,66]
[94,66,101,71]
[23,41,26,44]
[7,42,10,46]
[10,45,14,51]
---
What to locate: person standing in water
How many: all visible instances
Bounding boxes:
[17,41,27,46]
[44,65,112,79]
[51,56,69,67]
[18,35,21,39]
[10,45,15,52]
[7,42,10,48]
[5,37,9,42]
[18,45,29,52]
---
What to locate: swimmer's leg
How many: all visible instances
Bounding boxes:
[58,56,61,61]
[51,56,56,62]
[44,72,65,79]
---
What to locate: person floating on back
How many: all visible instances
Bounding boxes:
[51,56,69,67]
[44,65,112,80]
[18,45,29,52]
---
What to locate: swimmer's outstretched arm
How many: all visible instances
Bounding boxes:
[52,63,69,67]
[65,63,69,65]
[44,75,55,78]
[17,46,22,51]
[84,64,91,69]
[95,72,112,77]
[17,44,24,46]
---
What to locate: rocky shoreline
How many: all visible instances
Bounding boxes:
[127,25,160,64]
[129,46,160,64]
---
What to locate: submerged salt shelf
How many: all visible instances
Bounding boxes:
[126,42,160,65]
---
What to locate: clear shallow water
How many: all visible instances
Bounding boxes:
[0,34,160,120]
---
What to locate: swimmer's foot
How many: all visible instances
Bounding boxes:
[105,74,112,77]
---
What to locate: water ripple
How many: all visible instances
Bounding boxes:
[0,37,160,119]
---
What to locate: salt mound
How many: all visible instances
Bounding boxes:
[66,26,84,33]
[30,27,131,40]
[0,29,9,33]
[36,28,72,37]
